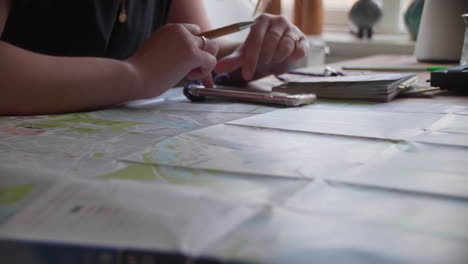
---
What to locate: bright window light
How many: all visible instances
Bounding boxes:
[324,0,357,10]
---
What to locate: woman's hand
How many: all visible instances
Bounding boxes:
[215,14,309,81]
[127,23,218,99]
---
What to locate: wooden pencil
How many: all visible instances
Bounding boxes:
[198,21,256,39]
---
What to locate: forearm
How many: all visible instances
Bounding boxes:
[0,41,142,116]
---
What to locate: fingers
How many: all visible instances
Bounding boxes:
[272,27,308,65]
[186,35,218,85]
[259,16,289,65]
[186,51,217,83]
[180,23,219,82]
[241,14,309,80]
[201,75,214,88]
[214,48,242,74]
[242,14,270,80]
[186,67,214,87]
[186,54,215,82]
[284,34,309,65]
[198,36,218,57]
[187,35,216,86]
[271,32,296,64]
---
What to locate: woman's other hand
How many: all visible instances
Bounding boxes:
[215,14,309,81]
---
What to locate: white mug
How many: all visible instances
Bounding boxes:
[415,0,468,62]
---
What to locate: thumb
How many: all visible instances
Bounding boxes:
[214,53,242,74]
[181,23,201,35]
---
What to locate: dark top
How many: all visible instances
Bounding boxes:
[1,0,172,59]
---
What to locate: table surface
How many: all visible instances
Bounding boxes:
[1,55,468,263]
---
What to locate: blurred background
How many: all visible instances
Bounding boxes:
[203,0,415,66]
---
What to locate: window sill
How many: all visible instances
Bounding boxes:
[322,31,416,63]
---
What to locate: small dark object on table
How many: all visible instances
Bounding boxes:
[430,65,468,94]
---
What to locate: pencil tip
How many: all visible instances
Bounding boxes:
[239,21,257,30]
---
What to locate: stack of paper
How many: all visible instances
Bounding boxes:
[273,73,417,101]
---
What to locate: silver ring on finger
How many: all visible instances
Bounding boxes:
[200,36,208,51]
[284,33,300,48]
